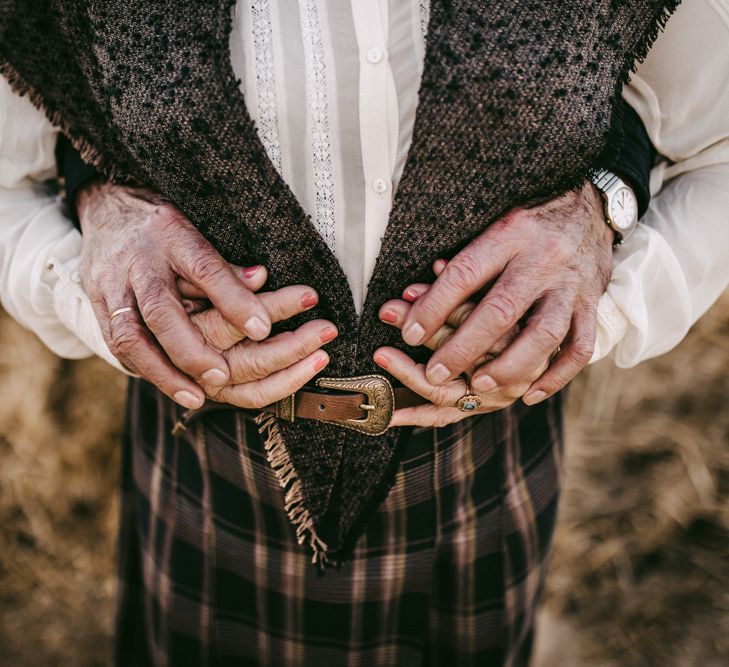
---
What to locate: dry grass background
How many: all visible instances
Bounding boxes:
[0,292,727,666]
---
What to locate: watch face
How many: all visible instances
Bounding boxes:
[609,187,638,231]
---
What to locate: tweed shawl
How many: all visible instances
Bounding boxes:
[0,0,678,563]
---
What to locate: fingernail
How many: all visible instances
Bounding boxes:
[245,315,270,339]
[319,327,337,344]
[380,309,397,324]
[301,292,318,309]
[174,390,204,410]
[202,368,228,386]
[243,264,262,279]
[427,362,450,385]
[523,390,547,406]
[374,353,389,369]
[403,288,421,302]
[473,374,497,392]
[313,352,329,372]
[434,259,447,272]
[403,322,426,346]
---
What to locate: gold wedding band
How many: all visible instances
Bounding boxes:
[110,306,136,321]
[427,324,455,351]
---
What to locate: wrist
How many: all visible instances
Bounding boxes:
[76,179,108,233]
[587,168,639,245]
[584,181,616,249]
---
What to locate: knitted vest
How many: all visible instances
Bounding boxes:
[0,0,678,563]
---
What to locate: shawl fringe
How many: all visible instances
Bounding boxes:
[254,413,329,567]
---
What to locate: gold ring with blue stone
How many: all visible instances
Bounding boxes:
[456,375,482,412]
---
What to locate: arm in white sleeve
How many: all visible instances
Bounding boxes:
[592,0,729,367]
[0,75,128,373]
[593,162,729,367]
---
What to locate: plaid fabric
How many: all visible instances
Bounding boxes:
[115,379,564,667]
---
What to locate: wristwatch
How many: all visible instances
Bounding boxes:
[588,168,639,245]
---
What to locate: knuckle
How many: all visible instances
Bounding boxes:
[193,317,216,347]
[571,340,594,365]
[239,349,271,381]
[264,288,305,321]
[189,252,227,286]
[430,385,452,406]
[222,319,245,346]
[139,295,176,333]
[411,296,446,328]
[154,204,187,232]
[202,315,239,351]
[489,361,520,387]
[445,255,482,292]
[533,317,567,349]
[450,341,477,368]
[293,334,316,360]
[542,361,575,392]
[542,374,567,395]
[483,293,520,330]
[569,326,596,367]
[542,236,573,264]
[109,321,144,357]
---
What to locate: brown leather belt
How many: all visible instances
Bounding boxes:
[171,374,427,438]
[264,374,426,436]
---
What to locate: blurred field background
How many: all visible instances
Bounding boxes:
[0,292,727,666]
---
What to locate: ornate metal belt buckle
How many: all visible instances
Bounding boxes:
[315,374,395,436]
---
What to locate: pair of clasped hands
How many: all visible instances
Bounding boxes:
[77,181,613,428]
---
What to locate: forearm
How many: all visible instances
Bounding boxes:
[593,161,729,366]
[592,0,729,366]
[0,184,129,369]
[0,75,128,372]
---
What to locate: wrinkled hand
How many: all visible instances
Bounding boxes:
[399,181,613,406]
[77,182,314,409]
[185,271,337,409]
[374,287,537,427]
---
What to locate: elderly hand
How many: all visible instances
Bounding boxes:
[185,271,336,409]
[374,288,534,427]
[398,181,613,406]
[77,182,331,409]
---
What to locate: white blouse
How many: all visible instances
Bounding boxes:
[0,0,727,374]
[232,0,429,311]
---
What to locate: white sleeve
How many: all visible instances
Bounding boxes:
[591,0,729,367]
[593,163,729,367]
[0,75,129,373]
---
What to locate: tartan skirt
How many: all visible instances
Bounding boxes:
[115,378,564,667]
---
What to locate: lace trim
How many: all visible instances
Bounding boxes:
[298,0,336,251]
[250,0,282,172]
[419,0,431,40]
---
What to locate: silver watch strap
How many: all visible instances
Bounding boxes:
[589,168,621,192]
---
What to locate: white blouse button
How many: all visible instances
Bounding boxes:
[366,47,384,64]
[371,178,389,194]
[71,270,82,283]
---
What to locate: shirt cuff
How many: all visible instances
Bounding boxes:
[46,234,135,375]
[592,291,629,364]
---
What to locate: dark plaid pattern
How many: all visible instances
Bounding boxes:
[116,379,564,667]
